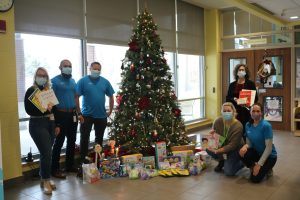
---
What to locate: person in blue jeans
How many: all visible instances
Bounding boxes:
[206,102,244,176]
[76,62,115,168]
[51,59,78,178]
[24,67,58,195]
[239,103,277,183]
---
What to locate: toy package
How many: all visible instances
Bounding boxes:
[202,134,220,150]
[155,141,167,168]
[142,156,155,169]
[121,154,143,165]
[99,158,120,179]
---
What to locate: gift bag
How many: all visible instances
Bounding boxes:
[82,163,100,184]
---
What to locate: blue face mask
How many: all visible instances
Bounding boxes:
[90,70,100,78]
[35,77,47,86]
[62,67,72,75]
[222,112,233,121]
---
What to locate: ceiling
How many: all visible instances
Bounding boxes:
[183,0,300,26]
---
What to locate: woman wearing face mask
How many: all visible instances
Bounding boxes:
[239,103,277,183]
[226,64,258,136]
[24,67,58,195]
[206,102,244,176]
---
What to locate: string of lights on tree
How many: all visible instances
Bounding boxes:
[109,10,189,155]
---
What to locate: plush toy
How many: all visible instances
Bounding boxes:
[257,59,276,84]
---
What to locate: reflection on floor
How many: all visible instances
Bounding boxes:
[4,129,300,200]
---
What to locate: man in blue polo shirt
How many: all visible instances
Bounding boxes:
[51,59,78,178]
[76,61,115,165]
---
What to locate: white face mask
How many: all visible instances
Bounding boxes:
[237,71,246,78]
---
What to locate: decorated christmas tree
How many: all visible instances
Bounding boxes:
[109,10,189,155]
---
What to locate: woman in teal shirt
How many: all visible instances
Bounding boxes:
[239,103,277,183]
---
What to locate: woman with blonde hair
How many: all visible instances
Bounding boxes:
[206,102,244,176]
[24,67,59,195]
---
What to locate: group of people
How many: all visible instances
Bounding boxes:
[206,64,277,183]
[24,60,115,195]
[24,62,277,194]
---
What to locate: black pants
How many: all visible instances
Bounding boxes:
[80,116,107,162]
[240,148,277,183]
[51,111,78,172]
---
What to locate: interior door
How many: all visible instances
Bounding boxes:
[222,48,291,131]
[222,50,255,103]
[254,48,291,131]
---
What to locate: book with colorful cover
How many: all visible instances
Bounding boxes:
[202,134,220,150]
[238,89,256,107]
[28,88,47,113]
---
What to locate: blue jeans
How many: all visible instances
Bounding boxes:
[29,118,55,180]
[207,149,244,176]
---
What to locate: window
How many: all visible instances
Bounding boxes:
[177,54,205,121]
[16,33,82,156]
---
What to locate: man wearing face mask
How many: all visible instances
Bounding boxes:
[76,62,115,170]
[206,102,244,176]
[51,59,78,178]
[226,64,258,138]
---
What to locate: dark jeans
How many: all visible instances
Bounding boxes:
[80,116,107,162]
[207,149,244,176]
[29,117,55,180]
[240,148,277,183]
[51,111,78,172]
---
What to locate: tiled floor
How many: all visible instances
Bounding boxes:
[4,129,300,200]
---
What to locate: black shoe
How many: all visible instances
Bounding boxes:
[52,170,67,179]
[77,167,83,178]
[64,166,78,173]
[214,160,224,172]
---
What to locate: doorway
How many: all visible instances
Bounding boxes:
[222,48,291,131]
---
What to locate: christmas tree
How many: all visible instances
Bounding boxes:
[109,10,189,155]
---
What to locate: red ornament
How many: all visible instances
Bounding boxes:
[170,91,176,100]
[130,64,135,72]
[138,96,150,110]
[131,129,137,136]
[146,58,152,65]
[162,58,167,64]
[116,95,123,105]
[173,108,181,117]
[128,40,140,52]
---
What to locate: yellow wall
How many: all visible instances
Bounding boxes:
[0,8,22,180]
[204,9,221,120]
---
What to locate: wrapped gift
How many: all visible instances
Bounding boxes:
[142,156,155,169]
[155,141,167,168]
[121,154,143,165]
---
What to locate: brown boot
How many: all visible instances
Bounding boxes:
[40,180,56,190]
[42,180,52,195]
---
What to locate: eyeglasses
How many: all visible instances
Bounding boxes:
[63,65,72,68]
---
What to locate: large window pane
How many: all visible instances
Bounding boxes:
[16,33,82,156]
[177,54,205,121]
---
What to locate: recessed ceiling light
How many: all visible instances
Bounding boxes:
[290,16,299,19]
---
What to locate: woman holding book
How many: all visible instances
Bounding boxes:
[239,103,277,183]
[226,64,258,135]
[24,67,60,195]
[206,102,244,176]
